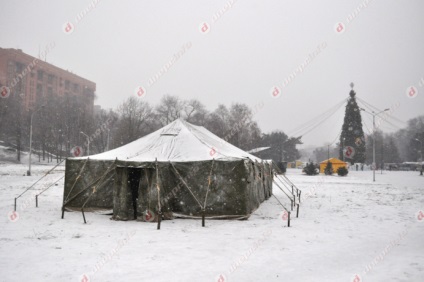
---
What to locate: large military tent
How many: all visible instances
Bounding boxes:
[62,119,273,221]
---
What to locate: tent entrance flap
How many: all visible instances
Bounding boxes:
[113,166,156,221]
[128,168,142,220]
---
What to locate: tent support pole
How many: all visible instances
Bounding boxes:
[299,191,301,203]
[288,211,291,227]
[14,198,17,211]
[61,206,65,219]
[35,195,38,207]
[296,203,300,218]
[202,209,205,227]
[293,195,296,207]
[157,211,161,230]
[155,158,161,230]
[82,208,87,224]
[291,200,293,211]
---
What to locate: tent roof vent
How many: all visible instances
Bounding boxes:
[160,127,181,136]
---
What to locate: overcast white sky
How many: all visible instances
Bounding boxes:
[1,0,423,147]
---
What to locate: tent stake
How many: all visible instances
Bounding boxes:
[202,209,205,227]
[82,208,87,224]
[288,211,291,227]
[296,203,300,218]
[35,195,38,207]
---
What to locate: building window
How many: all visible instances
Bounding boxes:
[48,74,54,84]
[36,84,43,98]
[73,83,80,92]
[37,70,44,81]
[15,62,24,73]
[65,80,70,90]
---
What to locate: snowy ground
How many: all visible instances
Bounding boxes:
[1,164,423,282]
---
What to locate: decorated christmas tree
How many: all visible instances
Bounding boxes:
[339,83,366,164]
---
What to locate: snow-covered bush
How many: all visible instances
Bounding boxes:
[303,162,318,175]
[337,166,348,176]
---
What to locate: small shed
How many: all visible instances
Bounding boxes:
[319,158,347,174]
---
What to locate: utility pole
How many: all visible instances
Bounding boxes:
[80,131,90,156]
[327,144,330,160]
[360,108,389,182]
[28,105,45,176]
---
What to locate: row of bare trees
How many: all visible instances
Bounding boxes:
[111,95,262,152]
[0,90,97,162]
[0,93,301,163]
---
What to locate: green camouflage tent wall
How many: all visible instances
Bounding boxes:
[62,119,273,220]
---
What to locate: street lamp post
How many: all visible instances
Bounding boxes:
[28,105,44,176]
[327,144,330,160]
[360,108,389,182]
[106,129,110,151]
[80,131,90,156]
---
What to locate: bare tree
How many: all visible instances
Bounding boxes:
[155,95,184,126]
[116,97,154,145]
[205,104,231,138]
[184,99,208,126]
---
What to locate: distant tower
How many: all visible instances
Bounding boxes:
[339,83,366,164]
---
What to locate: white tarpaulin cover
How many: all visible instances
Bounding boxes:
[75,119,261,162]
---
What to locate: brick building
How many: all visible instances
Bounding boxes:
[0,47,95,113]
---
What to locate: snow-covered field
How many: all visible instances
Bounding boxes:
[1,164,423,282]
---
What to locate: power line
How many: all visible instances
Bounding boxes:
[288,98,347,138]
[357,97,406,126]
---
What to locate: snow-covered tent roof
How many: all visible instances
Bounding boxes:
[75,119,261,162]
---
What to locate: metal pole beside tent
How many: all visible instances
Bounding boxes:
[296,203,300,218]
[156,158,161,230]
